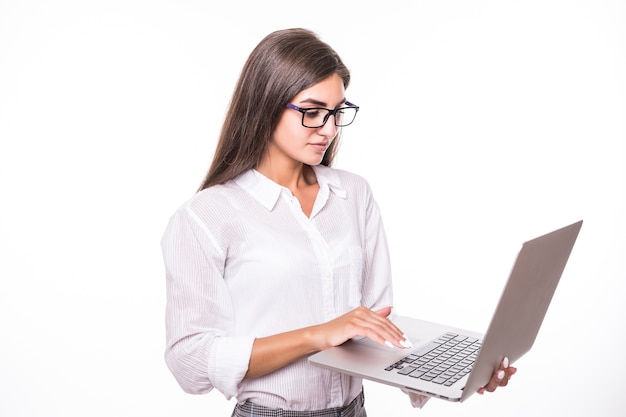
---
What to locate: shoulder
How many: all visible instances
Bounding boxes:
[169,180,244,224]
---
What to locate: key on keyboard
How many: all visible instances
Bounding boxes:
[384,332,481,386]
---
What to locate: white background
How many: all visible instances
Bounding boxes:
[1,1,624,416]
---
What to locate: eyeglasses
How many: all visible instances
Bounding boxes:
[285,101,359,128]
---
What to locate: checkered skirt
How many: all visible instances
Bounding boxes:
[231,390,366,417]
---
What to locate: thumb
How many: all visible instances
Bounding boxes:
[374,306,393,317]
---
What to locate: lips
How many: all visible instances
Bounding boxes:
[309,142,329,152]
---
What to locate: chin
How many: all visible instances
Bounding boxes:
[305,158,325,166]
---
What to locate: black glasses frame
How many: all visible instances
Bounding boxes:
[285,101,360,128]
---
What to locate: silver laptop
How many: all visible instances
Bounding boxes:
[309,220,583,402]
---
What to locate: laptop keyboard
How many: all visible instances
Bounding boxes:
[384,332,482,386]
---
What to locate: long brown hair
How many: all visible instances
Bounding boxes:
[198,28,351,191]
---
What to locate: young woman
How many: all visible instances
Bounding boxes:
[162,28,515,417]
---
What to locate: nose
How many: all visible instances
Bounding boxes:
[318,114,339,137]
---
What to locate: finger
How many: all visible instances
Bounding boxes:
[497,357,510,387]
[504,366,517,385]
[483,369,506,393]
[357,307,403,336]
[370,307,408,341]
[497,358,516,387]
[353,309,409,348]
[357,318,406,348]
[502,356,509,369]
[482,366,518,394]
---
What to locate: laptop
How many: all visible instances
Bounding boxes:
[309,220,583,402]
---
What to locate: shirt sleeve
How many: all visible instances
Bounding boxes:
[161,206,255,398]
[401,389,431,408]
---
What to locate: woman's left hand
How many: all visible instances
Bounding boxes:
[477,357,517,395]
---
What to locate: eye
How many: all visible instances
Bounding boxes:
[304,109,322,119]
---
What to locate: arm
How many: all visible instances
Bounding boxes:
[162,208,255,397]
[245,306,407,379]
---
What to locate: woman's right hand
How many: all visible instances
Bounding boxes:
[245,306,411,380]
[314,306,412,350]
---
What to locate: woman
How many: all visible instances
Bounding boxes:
[162,28,515,417]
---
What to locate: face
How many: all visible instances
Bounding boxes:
[265,73,346,169]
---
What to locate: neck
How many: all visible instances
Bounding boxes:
[256,162,316,193]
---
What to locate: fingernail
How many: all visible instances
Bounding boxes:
[502,357,509,368]
[385,340,394,348]
[497,370,505,380]
[401,335,414,348]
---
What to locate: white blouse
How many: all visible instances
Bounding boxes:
[161,165,406,410]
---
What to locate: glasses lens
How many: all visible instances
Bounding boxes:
[334,107,358,127]
[302,109,328,128]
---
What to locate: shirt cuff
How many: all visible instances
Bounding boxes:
[208,335,255,399]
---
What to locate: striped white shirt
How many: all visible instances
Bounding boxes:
[161,165,399,410]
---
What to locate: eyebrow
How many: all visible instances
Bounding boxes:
[298,98,347,108]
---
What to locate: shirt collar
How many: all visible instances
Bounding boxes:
[312,165,348,199]
[233,166,347,211]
